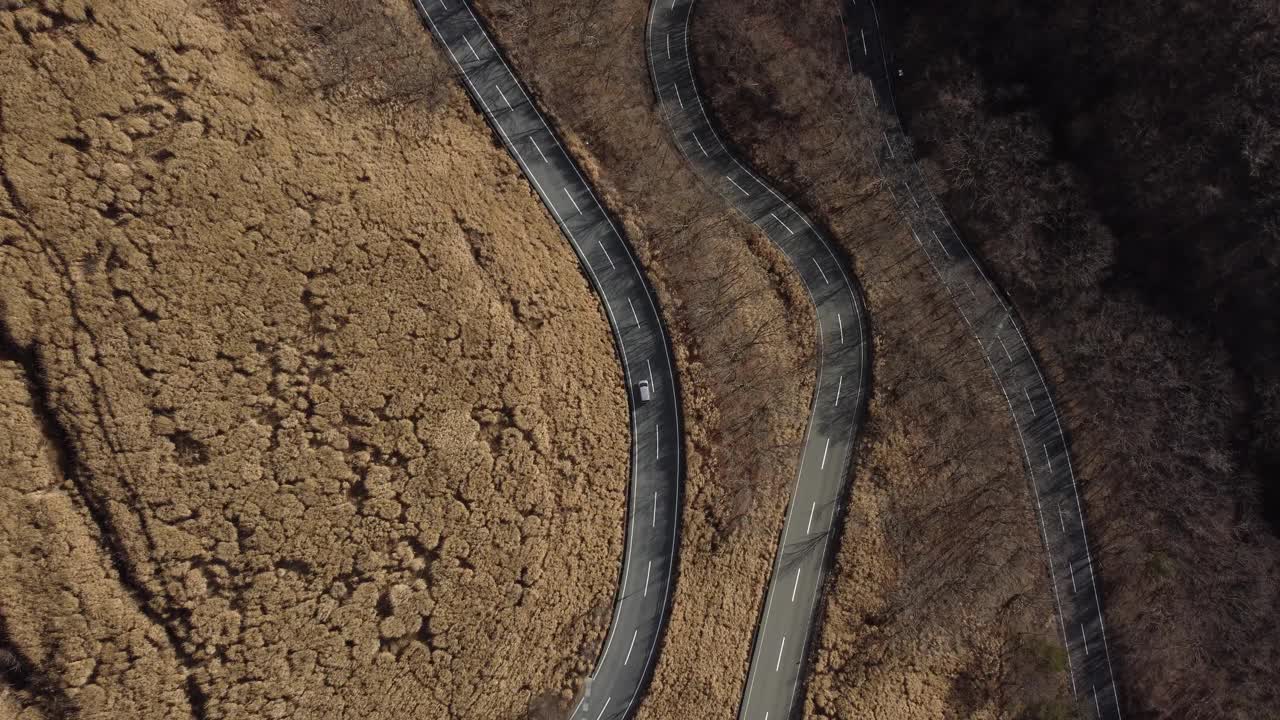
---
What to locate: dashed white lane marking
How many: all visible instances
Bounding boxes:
[463,35,480,60]
[644,561,651,596]
[1058,502,1067,533]
[962,277,977,299]
[837,313,845,345]
[656,423,660,460]
[563,187,582,214]
[598,240,616,270]
[593,697,610,720]
[883,131,894,158]
[693,133,709,157]
[775,636,787,672]
[905,182,922,210]
[652,490,658,527]
[791,568,801,602]
[812,258,829,284]
[1093,687,1102,717]
[438,0,447,10]
[861,27,868,55]
[932,229,953,259]
[957,304,973,329]
[1068,557,1078,592]
[771,212,793,234]
[806,501,816,533]
[646,359,653,387]
[1082,625,1090,655]
[624,629,638,665]
[674,84,684,109]
[1044,444,1053,472]
[1025,386,1037,416]
[627,298,640,326]
[998,336,1013,361]
[867,76,877,107]
[820,438,830,470]
[834,375,843,406]
[495,85,513,109]
[531,137,548,163]
[727,175,751,196]
[666,33,671,59]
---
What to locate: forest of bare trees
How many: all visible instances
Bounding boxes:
[691,0,1280,717]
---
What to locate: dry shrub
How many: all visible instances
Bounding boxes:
[0,0,630,716]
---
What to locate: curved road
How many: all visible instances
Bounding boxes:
[841,0,1123,717]
[412,3,683,719]
[647,3,871,720]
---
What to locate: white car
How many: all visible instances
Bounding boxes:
[637,379,651,404]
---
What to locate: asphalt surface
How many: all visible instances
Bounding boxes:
[413,3,684,719]
[647,3,871,720]
[842,0,1124,717]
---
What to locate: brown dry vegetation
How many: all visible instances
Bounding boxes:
[0,0,631,717]
[473,0,823,714]
[695,0,1280,718]
[691,0,1074,717]
[882,1,1280,716]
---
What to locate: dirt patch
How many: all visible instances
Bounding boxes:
[0,0,627,717]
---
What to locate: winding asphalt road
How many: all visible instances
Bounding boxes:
[647,3,871,720]
[842,0,1123,717]
[413,3,683,719]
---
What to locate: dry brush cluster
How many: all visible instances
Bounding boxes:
[0,0,633,717]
